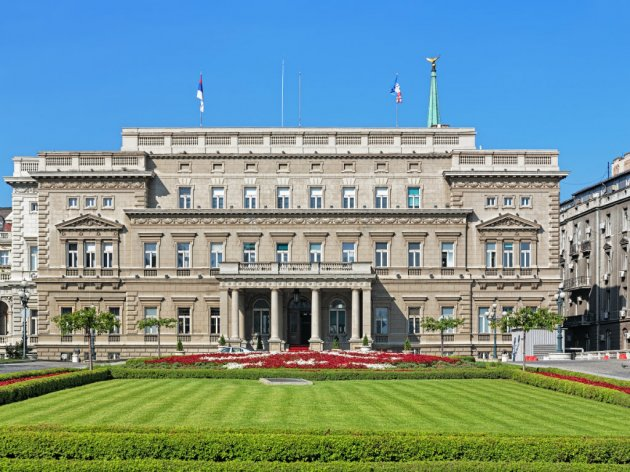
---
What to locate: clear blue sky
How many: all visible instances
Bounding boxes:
[1,0,629,206]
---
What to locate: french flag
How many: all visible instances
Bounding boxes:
[197,74,204,113]
[390,75,402,104]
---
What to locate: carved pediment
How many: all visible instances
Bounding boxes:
[56,214,124,231]
[477,214,540,232]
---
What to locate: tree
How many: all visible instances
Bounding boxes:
[52,306,119,370]
[491,307,562,371]
[136,317,177,358]
[420,316,465,356]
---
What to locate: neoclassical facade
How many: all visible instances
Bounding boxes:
[6,127,566,359]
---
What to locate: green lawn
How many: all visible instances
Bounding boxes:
[0,378,626,436]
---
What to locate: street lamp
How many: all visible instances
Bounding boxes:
[553,284,566,353]
[18,280,30,359]
[488,302,498,360]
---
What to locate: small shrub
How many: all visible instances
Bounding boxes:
[362,335,369,347]
[403,338,412,351]
[219,335,226,346]
[176,340,184,352]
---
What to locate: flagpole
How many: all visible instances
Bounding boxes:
[281,60,285,127]
[395,102,398,128]
[298,72,302,127]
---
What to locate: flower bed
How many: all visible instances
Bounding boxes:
[534,371,630,395]
[0,372,69,388]
[146,351,457,369]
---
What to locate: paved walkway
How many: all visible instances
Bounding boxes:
[0,360,124,374]
[513,359,630,380]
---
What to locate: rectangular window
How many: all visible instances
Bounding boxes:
[176,242,191,268]
[342,242,356,263]
[210,307,221,334]
[84,242,96,268]
[143,307,158,334]
[309,243,322,263]
[486,242,497,268]
[29,310,37,336]
[502,241,514,268]
[408,242,422,267]
[211,187,225,209]
[329,300,346,335]
[408,307,421,334]
[30,202,38,213]
[67,243,78,268]
[144,243,157,268]
[520,196,531,207]
[441,242,455,267]
[478,307,490,334]
[375,242,389,267]
[29,246,38,271]
[0,250,9,266]
[102,242,113,268]
[210,242,223,268]
[243,242,256,263]
[244,187,257,209]
[277,187,290,209]
[310,187,323,209]
[177,307,191,335]
[485,196,497,207]
[102,197,114,209]
[85,197,96,209]
[441,306,456,333]
[109,307,120,334]
[178,187,192,209]
[606,214,611,236]
[68,197,79,209]
[375,187,388,209]
[407,187,421,209]
[503,196,514,207]
[375,307,389,335]
[520,241,531,268]
[276,243,289,263]
[342,187,356,209]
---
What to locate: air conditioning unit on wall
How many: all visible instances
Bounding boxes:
[603,273,609,281]
[620,309,626,319]
[600,222,607,230]
[621,270,627,279]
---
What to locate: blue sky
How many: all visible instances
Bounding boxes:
[1,0,628,206]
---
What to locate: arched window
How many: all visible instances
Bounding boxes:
[252,299,270,335]
[329,300,346,335]
[0,301,8,336]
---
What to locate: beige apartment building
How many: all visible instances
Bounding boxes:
[560,153,630,352]
[5,127,566,360]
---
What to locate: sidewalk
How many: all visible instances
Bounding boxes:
[523,359,630,381]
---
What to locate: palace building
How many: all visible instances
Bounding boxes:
[4,125,567,360]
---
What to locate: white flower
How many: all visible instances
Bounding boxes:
[224,362,244,369]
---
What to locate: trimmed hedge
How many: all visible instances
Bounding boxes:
[526,367,630,388]
[0,431,627,463]
[110,366,506,381]
[0,459,626,471]
[0,368,74,382]
[0,369,110,406]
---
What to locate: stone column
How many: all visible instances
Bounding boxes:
[309,288,323,351]
[238,291,245,341]
[362,288,372,341]
[269,288,282,352]
[350,288,361,344]
[230,289,240,343]
[219,289,229,342]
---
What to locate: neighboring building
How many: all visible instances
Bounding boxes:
[560,160,630,352]
[4,126,566,360]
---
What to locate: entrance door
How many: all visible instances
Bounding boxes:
[288,296,311,346]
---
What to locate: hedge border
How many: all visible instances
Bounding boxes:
[0,431,627,463]
[0,368,75,382]
[526,367,630,388]
[0,459,626,471]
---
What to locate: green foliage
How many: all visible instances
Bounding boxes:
[0,430,627,463]
[136,318,176,331]
[52,306,119,336]
[4,340,32,359]
[421,316,465,333]
[176,340,184,352]
[403,338,412,351]
[362,335,369,347]
[219,335,226,346]
[492,307,562,333]
[450,355,476,363]
[0,369,110,406]
[0,459,625,471]
[332,336,340,349]
[0,368,74,382]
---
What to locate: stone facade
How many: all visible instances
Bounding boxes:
[560,167,630,352]
[5,127,566,360]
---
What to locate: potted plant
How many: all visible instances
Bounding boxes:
[360,334,371,352]
[403,337,412,354]
[219,334,226,346]
[174,339,184,355]
[332,336,341,350]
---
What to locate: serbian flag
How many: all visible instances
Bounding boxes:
[390,75,402,104]
[197,74,204,113]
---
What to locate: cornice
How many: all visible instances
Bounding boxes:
[31,171,153,180]
[147,153,451,160]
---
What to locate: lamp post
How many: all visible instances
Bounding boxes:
[488,302,498,360]
[18,280,30,359]
[554,285,566,353]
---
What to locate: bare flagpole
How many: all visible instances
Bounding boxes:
[281,60,285,127]
[298,72,302,127]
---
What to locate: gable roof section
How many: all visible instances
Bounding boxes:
[56,214,124,230]
[476,213,540,232]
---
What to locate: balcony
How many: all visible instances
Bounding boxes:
[580,241,591,253]
[564,313,595,326]
[564,276,591,290]
[569,244,579,257]
[219,262,373,276]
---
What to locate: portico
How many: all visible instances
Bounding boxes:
[217,262,375,351]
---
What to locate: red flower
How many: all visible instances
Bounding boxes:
[0,372,68,387]
[535,371,630,394]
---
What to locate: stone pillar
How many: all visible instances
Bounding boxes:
[219,289,229,344]
[238,291,245,341]
[309,288,323,351]
[362,288,372,341]
[229,289,240,343]
[269,288,282,352]
[350,288,361,348]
